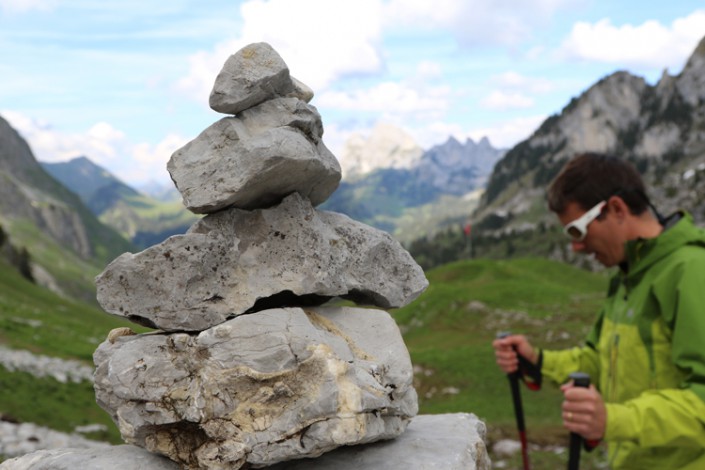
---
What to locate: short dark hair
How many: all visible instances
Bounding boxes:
[547,152,649,215]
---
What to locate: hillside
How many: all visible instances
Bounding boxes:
[469,34,705,261]
[42,157,198,249]
[0,116,135,301]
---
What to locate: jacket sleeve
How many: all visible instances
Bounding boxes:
[605,389,705,446]
[540,310,603,387]
[542,346,600,387]
[606,252,705,447]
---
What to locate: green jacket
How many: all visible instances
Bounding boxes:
[542,213,705,469]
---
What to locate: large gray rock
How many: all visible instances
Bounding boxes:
[209,42,311,115]
[0,414,490,470]
[0,445,180,470]
[93,306,418,469]
[269,413,492,470]
[95,193,428,332]
[167,97,341,213]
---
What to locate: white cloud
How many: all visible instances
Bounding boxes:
[382,0,461,29]
[174,45,232,105]
[382,0,581,47]
[467,114,547,148]
[480,91,534,110]
[2,110,183,185]
[317,81,451,119]
[3,111,120,163]
[416,61,443,80]
[129,134,188,184]
[0,0,54,13]
[560,10,705,69]
[176,0,384,103]
[495,71,554,94]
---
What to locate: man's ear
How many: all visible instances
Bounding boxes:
[607,195,629,219]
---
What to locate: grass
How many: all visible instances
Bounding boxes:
[0,258,147,444]
[0,258,145,361]
[0,367,120,443]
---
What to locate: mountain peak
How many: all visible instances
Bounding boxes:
[677,35,705,106]
[338,122,424,178]
[444,135,462,146]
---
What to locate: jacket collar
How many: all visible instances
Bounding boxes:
[621,211,694,276]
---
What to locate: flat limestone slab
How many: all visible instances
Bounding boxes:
[0,445,180,470]
[0,414,491,470]
[268,413,492,470]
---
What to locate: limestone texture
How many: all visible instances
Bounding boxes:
[0,414,491,470]
[269,413,492,470]
[168,97,340,214]
[95,193,427,332]
[93,307,417,469]
[209,42,310,115]
[0,445,180,470]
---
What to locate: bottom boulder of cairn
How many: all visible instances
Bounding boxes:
[93,306,418,469]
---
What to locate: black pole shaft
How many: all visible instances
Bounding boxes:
[508,370,530,470]
[567,372,591,470]
[498,332,530,470]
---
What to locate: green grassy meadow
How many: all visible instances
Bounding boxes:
[0,258,145,444]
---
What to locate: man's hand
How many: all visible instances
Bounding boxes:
[561,382,607,441]
[492,334,538,374]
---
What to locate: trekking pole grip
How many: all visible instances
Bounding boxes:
[567,372,590,470]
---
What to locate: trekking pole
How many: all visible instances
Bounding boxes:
[497,331,530,470]
[567,372,591,470]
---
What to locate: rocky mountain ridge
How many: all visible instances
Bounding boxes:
[339,122,504,188]
[0,116,134,299]
[322,132,505,237]
[40,125,504,246]
[42,156,198,249]
[338,122,424,178]
[472,34,705,250]
[42,156,140,215]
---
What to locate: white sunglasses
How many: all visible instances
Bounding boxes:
[563,200,606,241]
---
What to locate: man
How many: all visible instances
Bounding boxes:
[493,152,705,469]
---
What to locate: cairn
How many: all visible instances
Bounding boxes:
[91,42,428,469]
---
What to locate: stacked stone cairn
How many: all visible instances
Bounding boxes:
[90,42,430,469]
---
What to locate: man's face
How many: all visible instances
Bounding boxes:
[557,200,625,267]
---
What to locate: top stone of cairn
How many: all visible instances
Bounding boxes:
[209,42,313,114]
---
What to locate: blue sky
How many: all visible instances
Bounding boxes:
[2,0,705,187]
